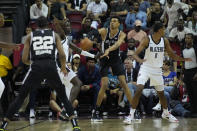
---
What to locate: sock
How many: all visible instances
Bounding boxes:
[130,108,136,115]
[71,118,79,127]
[163,109,168,114]
[1,121,8,129]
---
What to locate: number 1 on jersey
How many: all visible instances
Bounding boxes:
[155,53,158,58]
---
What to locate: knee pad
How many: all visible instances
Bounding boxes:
[155,85,164,91]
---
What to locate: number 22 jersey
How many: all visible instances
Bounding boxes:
[30,29,56,61]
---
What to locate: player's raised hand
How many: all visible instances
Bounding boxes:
[100,49,110,59]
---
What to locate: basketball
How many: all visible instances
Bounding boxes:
[80,37,93,51]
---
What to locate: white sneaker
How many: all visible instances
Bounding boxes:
[29,109,35,118]
[123,114,134,125]
[162,112,179,123]
[152,103,161,111]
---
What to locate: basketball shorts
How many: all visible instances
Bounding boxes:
[137,65,164,87]
[0,77,5,98]
[100,57,125,77]
[57,65,76,98]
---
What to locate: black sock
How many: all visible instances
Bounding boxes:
[1,120,8,129]
[71,118,78,127]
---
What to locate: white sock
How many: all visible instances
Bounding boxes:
[81,50,95,58]
[163,109,168,114]
[130,108,136,115]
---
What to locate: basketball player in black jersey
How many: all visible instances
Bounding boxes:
[0,16,81,131]
[91,16,133,122]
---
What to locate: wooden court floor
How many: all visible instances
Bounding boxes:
[1,117,197,131]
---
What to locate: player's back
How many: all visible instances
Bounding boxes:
[143,35,165,68]
[30,29,56,61]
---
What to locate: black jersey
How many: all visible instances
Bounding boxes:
[102,28,121,60]
[30,29,56,61]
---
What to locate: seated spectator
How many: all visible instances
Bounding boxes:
[139,0,151,13]
[86,0,108,23]
[30,0,48,20]
[110,0,129,21]
[77,56,101,108]
[187,11,197,35]
[21,27,32,44]
[161,0,189,35]
[147,1,163,28]
[125,2,147,30]
[127,20,147,47]
[47,0,67,21]
[169,18,193,49]
[170,74,191,117]
[67,0,87,12]
[71,54,81,72]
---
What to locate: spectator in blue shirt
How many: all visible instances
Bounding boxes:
[77,56,101,108]
[125,2,147,30]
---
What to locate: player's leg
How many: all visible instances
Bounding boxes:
[46,67,80,131]
[91,62,109,122]
[0,68,43,130]
[0,77,5,99]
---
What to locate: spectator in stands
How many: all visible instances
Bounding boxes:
[127,20,147,46]
[110,0,129,20]
[169,18,193,49]
[77,17,97,40]
[182,33,197,116]
[187,11,197,34]
[170,74,191,117]
[125,2,147,30]
[139,0,151,13]
[47,0,67,21]
[161,0,189,35]
[67,0,87,12]
[71,54,81,72]
[147,1,163,28]
[77,56,101,108]
[21,27,32,44]
[86,0,108,23]
[30,0,48,20]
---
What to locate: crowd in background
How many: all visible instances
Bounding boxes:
[0,0,197,119]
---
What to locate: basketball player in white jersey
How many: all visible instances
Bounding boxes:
[51,17,96,112]
[123,22,192,124]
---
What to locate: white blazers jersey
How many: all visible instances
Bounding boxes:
[143,35,165,68]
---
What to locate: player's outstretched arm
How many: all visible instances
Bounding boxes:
[22,34,31,65]
[165,38,192,62]
[0,41,20,50]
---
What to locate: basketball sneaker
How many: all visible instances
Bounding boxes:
[123,113,134,125]
[58,110,69,121]
[91,109,103,122]
[73,126,81,131]
[152,103,161,111]
[162,111,179,123]
[0,128,6,131]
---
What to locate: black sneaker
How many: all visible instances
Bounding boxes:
[58,110,69,121]
[91,109,103,122]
